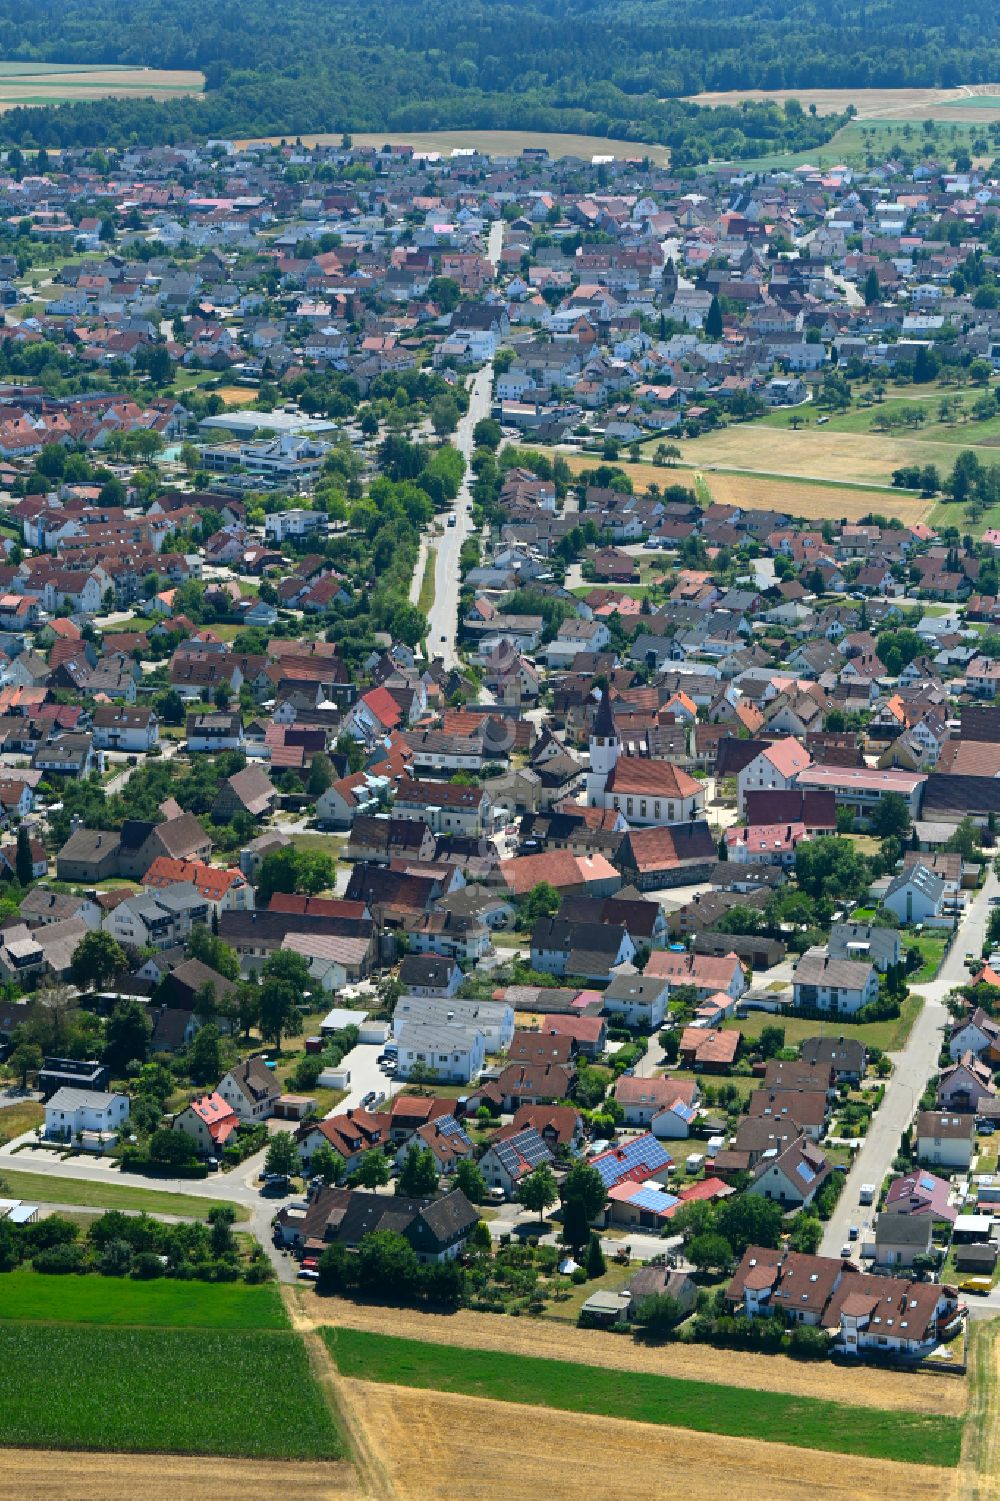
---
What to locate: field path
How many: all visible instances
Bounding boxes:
[283,1287,395,1501]
[293,1289,965,1416]
[345,1379,954,1501]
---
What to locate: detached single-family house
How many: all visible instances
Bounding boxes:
[217,1056,280,1122]
[915,1110,975,1171]
[44,1086,129,1146]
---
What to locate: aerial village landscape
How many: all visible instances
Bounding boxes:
[3,107,1000,1501]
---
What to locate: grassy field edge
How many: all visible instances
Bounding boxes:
[322,1326,962,1468]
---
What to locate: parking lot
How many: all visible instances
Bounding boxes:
[331,1041,403,1115]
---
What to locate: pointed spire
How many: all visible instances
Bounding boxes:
[593,689,617,740]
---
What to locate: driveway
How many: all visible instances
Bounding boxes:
[820,869,997,1257]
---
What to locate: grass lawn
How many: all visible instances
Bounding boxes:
[725,992,922,1053]
[324,1328,961,1467]
[542,1263,633,1324]
[669,1067,756,1102]
[0,1168,249,1222]
[288,832,344,856]
[0,1269,288,1329]
[417,550,436,617]
[0,1325,342,1459]
[904,930,950,983]
[0,1099,44,1143]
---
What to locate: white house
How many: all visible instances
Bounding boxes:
[736,738,812,815]
[792,950,879,1015]
[915,1110,974,1171]
[44,1086,129,1146]
[217,1056,280,1122]
[602,972,670,1030]
[91,706,159,753]
[747,1137,831,1209]
[393,995,514,1052]
[393,1019,486,1084]
[883,862,945,925]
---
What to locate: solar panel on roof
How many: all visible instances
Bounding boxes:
[593,1134,671,1187]
[918,1173,936,1192]
[796,1161,816,1185]
[629,1184,679,1214]
[492,1128,551,1177]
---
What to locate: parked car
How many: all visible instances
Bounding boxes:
[297,1267,320,1281]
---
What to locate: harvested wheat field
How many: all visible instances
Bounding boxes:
[0,1450,360,1501]
[547,449,932,525]
[297,1292,963,1417]
[687,85,1000,123]
[671,423,956,489]
[703,469,933,525]
[953,1319,1000,1501]
[344,1379,953,1501]
[0,64,203,110]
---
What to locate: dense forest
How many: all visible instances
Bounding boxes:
[0,0,996,156]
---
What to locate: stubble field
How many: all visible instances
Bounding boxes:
[546,448,932,525]
[342,1378,956,1501]
[0,1450,360,1501]
[686,85,1000,123]
[0,62,203,110]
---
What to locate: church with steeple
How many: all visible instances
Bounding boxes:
[586,690,704,828]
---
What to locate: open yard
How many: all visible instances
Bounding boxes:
[236,129,670,162]
[0,1324,342,1458]
[325,1327,961,1466]
[0,1167,249,1221]
[0,62,203,110]
[0,1100,43,1144]
[0,1270,288,1330]
[723,992,923,1053]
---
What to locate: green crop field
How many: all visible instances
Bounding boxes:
[0,1324,342,1458]
[324,1328,962,1467]
[0,1168,249,1220]
[0,1270,288,1330]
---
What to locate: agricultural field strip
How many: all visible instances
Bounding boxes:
[536,448,933,525]
[235,130,671,163]
[0,1324,343,1460]
[323,1327,963,1465]
[301,1289,960,1414]
[347,1379,954,1501]
[0,1269,289,1329]
[0,1451,361,1501]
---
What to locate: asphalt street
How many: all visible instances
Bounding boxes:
[820,868,997,1258]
